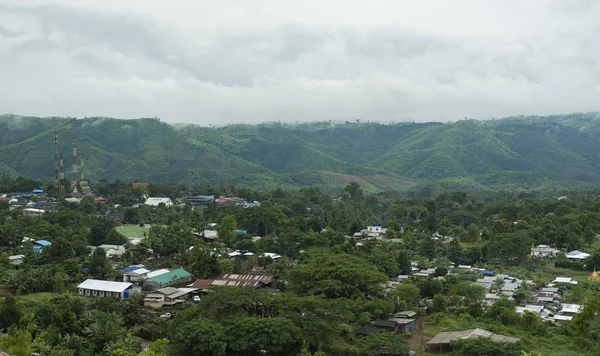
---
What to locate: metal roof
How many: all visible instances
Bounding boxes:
[129,268,151,275]
[427,329,520,345]
[146,269,170,278]
[77,279,133,293]
[150,268,192,284]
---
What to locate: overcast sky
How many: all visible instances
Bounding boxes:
[1,0,600,125]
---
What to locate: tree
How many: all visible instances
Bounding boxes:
[225,316,303,356]
[170,319,226,356]
[451,338,522,356]
[355,332,411,355]
[217,215,238,246]
[89,247,111,279]
[187,243,224,278]
[105,229,128,245]
[289,249,387,299]
[573,293,600,348]
[0,295,20,332]
[388,283,421,310]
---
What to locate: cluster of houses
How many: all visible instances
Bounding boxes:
[184,194,260,208]
[1,190,57,215]
[530,244,591,261]
[76,264,278,310]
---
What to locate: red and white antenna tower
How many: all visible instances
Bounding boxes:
[53,135,59,182]
[59,151,65,193]
[81,153,85,181]
[72,139,78,183]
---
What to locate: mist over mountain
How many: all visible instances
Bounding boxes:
[2,113,600,194]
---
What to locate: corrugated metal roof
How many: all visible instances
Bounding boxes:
[150,268,191,284]
[77,279,132,293]
[129,268,151,275]
[146,269,170,278]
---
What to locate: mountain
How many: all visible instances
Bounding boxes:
[1,113,600,193]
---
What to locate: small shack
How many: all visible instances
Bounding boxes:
[373,318,416,333]
[394,310,417,319]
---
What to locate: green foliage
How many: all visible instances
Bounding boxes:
[451,337,522,356]
[6,115,600,192]
[289,249,388,299]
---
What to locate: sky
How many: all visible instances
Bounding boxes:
[1,0,600,125]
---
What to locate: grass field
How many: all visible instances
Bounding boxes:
[117,225,150,238]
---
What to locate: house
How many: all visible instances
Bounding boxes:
[123,268,152,282]
[33,240,51,252]
[559,304,582,316]
[23,208,45,216]
[394,310,417,319]
[185,195,215,206]
[33,189,44,195]
[373,318,415,333]
[566,250,591,260]
[353,224,388,240]
[144,197,173,207]
[97,244,126,257]
[146,269,170,279]
[262,252,282,260]
[145,268,192,290]
[189,273,277,292]
[479,269,495,277]
[552,277,578,285]
[241,201,261,208]
[8,254,25,265]
[143,287,198,308]
[531,245,560,258]
[77,279,141,299]
[426,329,520,351]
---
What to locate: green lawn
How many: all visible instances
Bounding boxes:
[117,225,150,238]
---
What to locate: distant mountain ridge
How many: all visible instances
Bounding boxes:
[1,113,600,193]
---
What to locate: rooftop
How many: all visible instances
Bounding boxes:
[77,279,133,293]
[150,268,192,285]
[427,329,520,346]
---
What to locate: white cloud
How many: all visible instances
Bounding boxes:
[1,0,600,124]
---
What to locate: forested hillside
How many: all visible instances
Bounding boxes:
[2,113,600,193]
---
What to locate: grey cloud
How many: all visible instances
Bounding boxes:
[1,1,600,124]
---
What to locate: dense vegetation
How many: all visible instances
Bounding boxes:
[3,113,600,193]
[2,177,600,355]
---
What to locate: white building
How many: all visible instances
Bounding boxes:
[145,269,170,279]
[123,267,151,282]
[566,250,590,260]
[8,254,25,265]
[144,197,174,207]
[531,245,560,258]
[143,287,198,308]
[353,224,388,239]
[77,279,141,299]
[23,208,45,216]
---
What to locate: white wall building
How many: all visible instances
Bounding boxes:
[77,279,141,299]
[144,197,174,207]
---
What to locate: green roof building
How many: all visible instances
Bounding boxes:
[147,268,192,290]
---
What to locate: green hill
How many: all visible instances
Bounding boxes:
[2,113,600,192]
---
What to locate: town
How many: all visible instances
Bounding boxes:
[2,168,600,356]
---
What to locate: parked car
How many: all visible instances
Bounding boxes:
[192,295,201,303]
